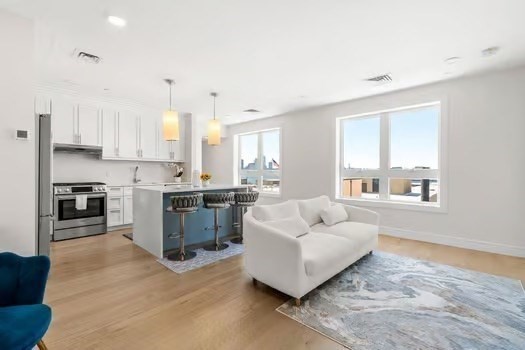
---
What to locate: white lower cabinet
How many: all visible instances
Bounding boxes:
[123,195,133,225]
[107,186,133,228]
[108,208,124,227]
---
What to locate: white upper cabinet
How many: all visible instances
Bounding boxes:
[138,115,157,159]
[39,91,187,162]
[157,120,171,160]
[77,104,102,146]
[102,109,118,158]
[51,97,77,144]
[117,111,139,159]
[47,94,102,146]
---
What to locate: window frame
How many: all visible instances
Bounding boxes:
[236,128,282,197]
[336,101,447,212]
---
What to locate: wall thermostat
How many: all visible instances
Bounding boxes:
[15,130,31,140]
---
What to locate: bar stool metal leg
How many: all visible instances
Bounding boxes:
[203,208,229,251]
[168,212,197,261]
[231,207,246,244]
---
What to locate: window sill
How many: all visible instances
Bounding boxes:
[334,197,447,213]
[258,192,281,199]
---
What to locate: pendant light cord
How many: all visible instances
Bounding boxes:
[213,94,216,120]
[169,82,172,110]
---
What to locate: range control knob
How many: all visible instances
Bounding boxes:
[57,189,62,193]
[65,188,71,192]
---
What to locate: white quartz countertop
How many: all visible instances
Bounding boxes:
[134,184,251,193]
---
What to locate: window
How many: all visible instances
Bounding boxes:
[237,128,281,195]
[337,102,443,209]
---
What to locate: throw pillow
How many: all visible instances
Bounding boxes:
[252,200,299,222]
[297,195,331,226]
[320,204,348,226]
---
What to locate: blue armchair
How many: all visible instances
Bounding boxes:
[0,252,52,350]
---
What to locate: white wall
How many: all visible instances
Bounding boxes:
[0,10,36,255]
[203,67,525,256]
[53,153,179,185]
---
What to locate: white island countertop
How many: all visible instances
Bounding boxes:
[134,184,252,193]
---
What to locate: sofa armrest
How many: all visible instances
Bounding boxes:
[243,212,305,288]
[340,204,379,226]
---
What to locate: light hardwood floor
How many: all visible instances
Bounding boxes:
[45,229,525,350]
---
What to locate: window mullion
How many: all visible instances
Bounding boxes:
[258,132,263,191]
[379,113,390,200]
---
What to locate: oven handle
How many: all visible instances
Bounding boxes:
[56,194,107,200]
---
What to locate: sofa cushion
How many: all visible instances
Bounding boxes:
[311,221,378,247]
[252,200,299,222]
[297,196,331,226]
[299,232,353,277]
[320,204,348,226]
[263,216,310,238]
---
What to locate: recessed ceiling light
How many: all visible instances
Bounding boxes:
[243,109,261,113]
[444,57,461,65]
[481,46,500,57]
[107,15,127,27]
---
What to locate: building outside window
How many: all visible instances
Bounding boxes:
[337,102,443,209]
[237,128,281,195]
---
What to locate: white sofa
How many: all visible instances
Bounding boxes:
[244,195,379,304]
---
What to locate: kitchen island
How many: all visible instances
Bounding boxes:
[133,184,250,258]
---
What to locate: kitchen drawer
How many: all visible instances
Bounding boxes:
[107,186,124,197]
[107,208,123,227]
[108,196,122,210]
[123,186,133,196]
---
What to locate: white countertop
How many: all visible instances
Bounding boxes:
[134,184,251,193]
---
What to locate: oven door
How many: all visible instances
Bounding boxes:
[54,193,106,230]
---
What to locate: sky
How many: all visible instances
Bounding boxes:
[343,105,439,169]
[240,130,280,169]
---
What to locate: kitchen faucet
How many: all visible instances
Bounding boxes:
[133,166,141,183]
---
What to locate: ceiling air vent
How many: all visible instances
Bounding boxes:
[365,73,392,83]
[73,49,102,64]
[243,109,261,113]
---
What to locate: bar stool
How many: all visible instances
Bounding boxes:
[166,193,203,261]
[202,192,235,251]
[231,191,259,244]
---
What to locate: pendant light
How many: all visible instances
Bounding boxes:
[208,92,221,146]
[163,79,180,141]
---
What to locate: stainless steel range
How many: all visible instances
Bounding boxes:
[53,182,107,241]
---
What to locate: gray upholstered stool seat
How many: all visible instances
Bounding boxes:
[166,193,202,261]
[231,191,259,244]
[202,192,234,251]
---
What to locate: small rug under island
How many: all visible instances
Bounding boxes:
[157,241,244,274]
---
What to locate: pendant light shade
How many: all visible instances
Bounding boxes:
[208,92,221,146]
[163,79,180,141]
[163,109,179,141]
[208,119,221,146]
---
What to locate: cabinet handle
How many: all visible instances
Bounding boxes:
[79,133,82,144]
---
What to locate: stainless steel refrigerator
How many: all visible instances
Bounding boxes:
[36,114,53,256]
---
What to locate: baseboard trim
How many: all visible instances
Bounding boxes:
[380,226,525,258]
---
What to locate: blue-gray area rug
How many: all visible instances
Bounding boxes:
[277,252,525,350]
[157,241,244,274]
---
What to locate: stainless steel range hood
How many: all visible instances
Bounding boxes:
[53,143,103,155]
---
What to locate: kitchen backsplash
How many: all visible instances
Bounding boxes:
[53,152,186,185]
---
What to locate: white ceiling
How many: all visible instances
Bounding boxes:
[1,0,525,125]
